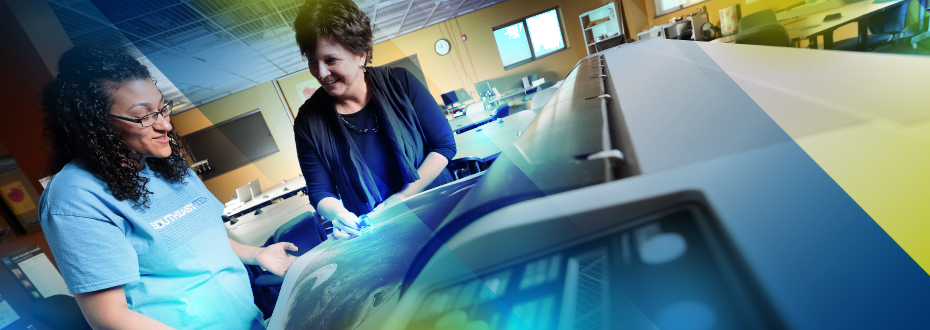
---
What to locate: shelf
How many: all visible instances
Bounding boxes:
[588,34,623,46]
[584,19,615,31]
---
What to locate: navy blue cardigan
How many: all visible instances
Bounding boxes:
[294,67,455,215]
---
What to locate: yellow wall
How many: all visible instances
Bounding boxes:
[171,81,302,202]
[367,0,605,105]
[632,0,860,47]
[623,0,653,37]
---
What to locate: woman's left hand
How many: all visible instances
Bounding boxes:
[256,242,298,276]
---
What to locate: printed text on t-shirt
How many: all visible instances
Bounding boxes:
[150,197,209,229]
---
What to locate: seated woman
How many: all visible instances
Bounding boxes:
[38,45,297,329]
[292,0,456,239]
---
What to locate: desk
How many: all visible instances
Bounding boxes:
[453,110,537,160]
[448,103,496,134]
[223,176,307,217]
[484,85,542,109]
[225,195,315,247]
[782,0,903,50]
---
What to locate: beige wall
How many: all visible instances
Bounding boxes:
[172,81,302,202]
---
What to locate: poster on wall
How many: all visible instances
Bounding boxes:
[295,80,320,102]
[0,181,35,215]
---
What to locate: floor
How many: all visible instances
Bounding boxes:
[872,33,930,55]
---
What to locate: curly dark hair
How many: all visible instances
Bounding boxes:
[39,45,191,208]
[293,0,373,64]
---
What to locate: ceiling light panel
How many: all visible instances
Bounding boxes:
[68,26,132,48]
[426,0,462,26]
[174,30,237,54]
[89,0,182,23]
[50,6,108,36]
[456,0,485,16]
[186,0,253,17]
[477,0,503,11]
[130,40,167,55]
[192,40,252,60]
[398,0,438,34]
[210,1,276,28]
[115,4,203,39]
[149,20,222,48]
[227,15,286,39]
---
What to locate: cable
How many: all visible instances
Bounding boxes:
[447,20,474,90]
[439,23,469,96]
[455,18,480,92]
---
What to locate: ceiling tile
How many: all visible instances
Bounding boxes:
[173,31,237,54]
[149,20,222,48]
[115,3,202,38]
[90,0,182,24]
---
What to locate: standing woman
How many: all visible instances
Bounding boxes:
[38,46,296,329]
[293,0,457,240]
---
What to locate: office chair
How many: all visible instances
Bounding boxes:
[29,295,93,330]
[522,81,555,103]
[447,157,488,180]
[739,9,777,31]
[832,1,911,51]
[528,82,558,111]
[735,10,791,47]
[249,211,327,316]
[491,102,511,120]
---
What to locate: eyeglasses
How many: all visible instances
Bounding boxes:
[110,100,173,128]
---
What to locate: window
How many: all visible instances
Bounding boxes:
[654,0,708,17]
[492,7,567,70]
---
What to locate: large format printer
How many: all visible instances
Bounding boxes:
[266,39,930,330]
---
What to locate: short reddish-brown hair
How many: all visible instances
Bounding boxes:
[293,0,373,64]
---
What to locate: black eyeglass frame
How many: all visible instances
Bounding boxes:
[110,100,174,128]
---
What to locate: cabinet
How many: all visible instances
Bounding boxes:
[579,2,623,55]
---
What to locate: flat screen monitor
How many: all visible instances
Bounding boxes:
[248,179,261,198]
[441,91,459,106]
[236,184,253,203]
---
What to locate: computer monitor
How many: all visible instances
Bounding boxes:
[248,179,261,198]
[236,184,253,203]
[441,91,459,107]
[475,80,493,98]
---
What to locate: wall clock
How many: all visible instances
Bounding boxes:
[435,38,451,56]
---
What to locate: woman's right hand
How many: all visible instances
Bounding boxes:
[332,211,362,240]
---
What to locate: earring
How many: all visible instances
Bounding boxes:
[361,66,366,73]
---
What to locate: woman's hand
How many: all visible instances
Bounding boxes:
[256,242,298,276]
[332,211,362,240]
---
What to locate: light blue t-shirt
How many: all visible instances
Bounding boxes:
[39,160,264,330]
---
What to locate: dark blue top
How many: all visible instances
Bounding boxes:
[299,68,456,209]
